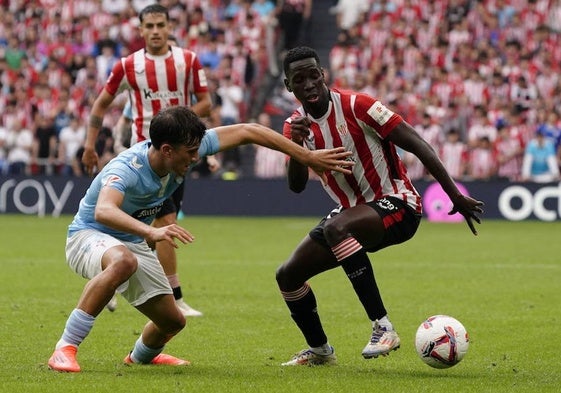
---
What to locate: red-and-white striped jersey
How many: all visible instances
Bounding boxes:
[283,89,422,213]
[104,46,209,144]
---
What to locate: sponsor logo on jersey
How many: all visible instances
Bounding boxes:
[368,101,394,125]
[133,204,163,219]
[142,89,185,100]
[376,198,396,211]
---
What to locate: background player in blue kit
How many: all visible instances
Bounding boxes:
[48,106,353,373]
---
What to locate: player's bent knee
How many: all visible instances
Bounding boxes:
[102,248,138,277]
[115,254,138,277]
[275,263,300,290]
[322,220,348,245]
[275,264,288,288]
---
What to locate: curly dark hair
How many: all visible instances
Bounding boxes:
[283,46,321,77]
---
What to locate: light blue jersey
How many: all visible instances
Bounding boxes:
[525,138,556,176]
[68,129,219,242]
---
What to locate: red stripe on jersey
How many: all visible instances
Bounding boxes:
[352,92,420,209]
[310,116,353,207]
[123,56,145,143]
[339,93,369,205]
[106,58,127,96]
[287,90,421,212]
[145,58,161,118]
[123,56,138,90]
[165,54,179,106]
[183,50,194,107]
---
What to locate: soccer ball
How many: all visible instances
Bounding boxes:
[415,315,469,369]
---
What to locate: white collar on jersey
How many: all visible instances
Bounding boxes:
[144,47,173,61]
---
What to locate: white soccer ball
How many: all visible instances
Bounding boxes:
[415,315,469,369]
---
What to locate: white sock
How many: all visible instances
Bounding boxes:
[311,343,333,355]
[375,316,393,330]
[56,308,95,349]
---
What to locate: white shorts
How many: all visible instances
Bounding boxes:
[65,230,172,307]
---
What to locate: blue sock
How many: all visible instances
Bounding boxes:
[56,308,95,349]
[130,337,164,364]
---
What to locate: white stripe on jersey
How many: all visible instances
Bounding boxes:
[295,90,420,212]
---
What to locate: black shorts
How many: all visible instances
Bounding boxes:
[155,184,184,219]
[309,196,422,252]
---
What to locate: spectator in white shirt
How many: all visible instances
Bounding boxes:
[58,116,86,176]
[5,118,34,175]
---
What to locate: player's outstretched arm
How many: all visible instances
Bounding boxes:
[388,121,484,235]
[213,123,354,177]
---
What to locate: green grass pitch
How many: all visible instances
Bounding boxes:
[1,215,560,392]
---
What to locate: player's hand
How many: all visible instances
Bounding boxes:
[206,155,221,172]
[448,195,484,236]
[82,147,99,177]
[289,116,312,145]
[307,147,354,184]
[147,224,195,249]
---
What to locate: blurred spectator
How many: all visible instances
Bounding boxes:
[417,112,444,151]
[521,128,560,182]
[92,126,116,171]
[94,40,119,81]
[440,128,468,180]
[493,119,524,181]
[468,136,496,180]
[217,74,244,176]
[132,0,157,13]
[57,115,86,176]
[403,112,444,181]
[198,35,222,71]
[510,75,538,113]
[400,147,424,182]
[253,112,286,179]
[5,118,33,175]
[535,111,561,157]
[4,35,25,70]
[276,0,312,51]
[547,0,561,33]
[0,120,7,174]
[31,113,57,175]
[102,0,129,14]
[467,105,497,148]
[252,0,276,21]
[329,0,369,31]
[186,6,210,48]
[1,0,561,182]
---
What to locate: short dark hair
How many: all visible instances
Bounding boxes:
[149,106,207,149]
[139,4,169,23]
[283,46,321,76]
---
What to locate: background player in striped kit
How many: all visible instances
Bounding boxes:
[82,4,211,317]
[276,46,484,366]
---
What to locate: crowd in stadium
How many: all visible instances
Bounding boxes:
[1,0,561,182]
